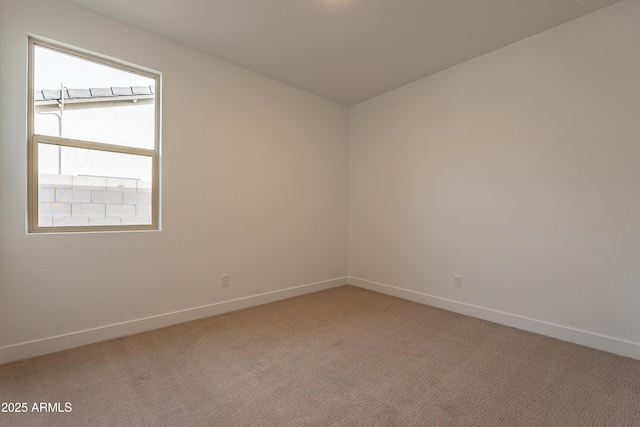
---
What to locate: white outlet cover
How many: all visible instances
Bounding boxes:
[454,276,463,288]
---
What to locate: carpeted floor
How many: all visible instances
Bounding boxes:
[1,285,638,426]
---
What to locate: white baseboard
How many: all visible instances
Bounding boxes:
[348,277,640,360]
[0,277,347,365]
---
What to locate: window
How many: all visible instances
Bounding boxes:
[28,37,161,232]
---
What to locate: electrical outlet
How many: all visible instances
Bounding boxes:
[221,275,230,288]
[454,275,463,288]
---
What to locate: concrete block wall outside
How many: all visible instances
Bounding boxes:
[37,173,151,227]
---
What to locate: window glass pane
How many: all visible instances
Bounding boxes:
[33,45,155,149]
[38,143,152,227]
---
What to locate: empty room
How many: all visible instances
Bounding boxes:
[1,0,639,425]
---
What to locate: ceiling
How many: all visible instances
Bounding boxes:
[64,0,621,106]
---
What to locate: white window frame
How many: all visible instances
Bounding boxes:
[27,37,161,233]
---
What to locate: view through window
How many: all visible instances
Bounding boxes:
[28,38,160,232]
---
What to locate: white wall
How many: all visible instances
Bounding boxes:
[0,0,348,363]
[349,0,640,359]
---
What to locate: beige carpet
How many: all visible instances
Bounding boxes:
[1,285,638,426]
